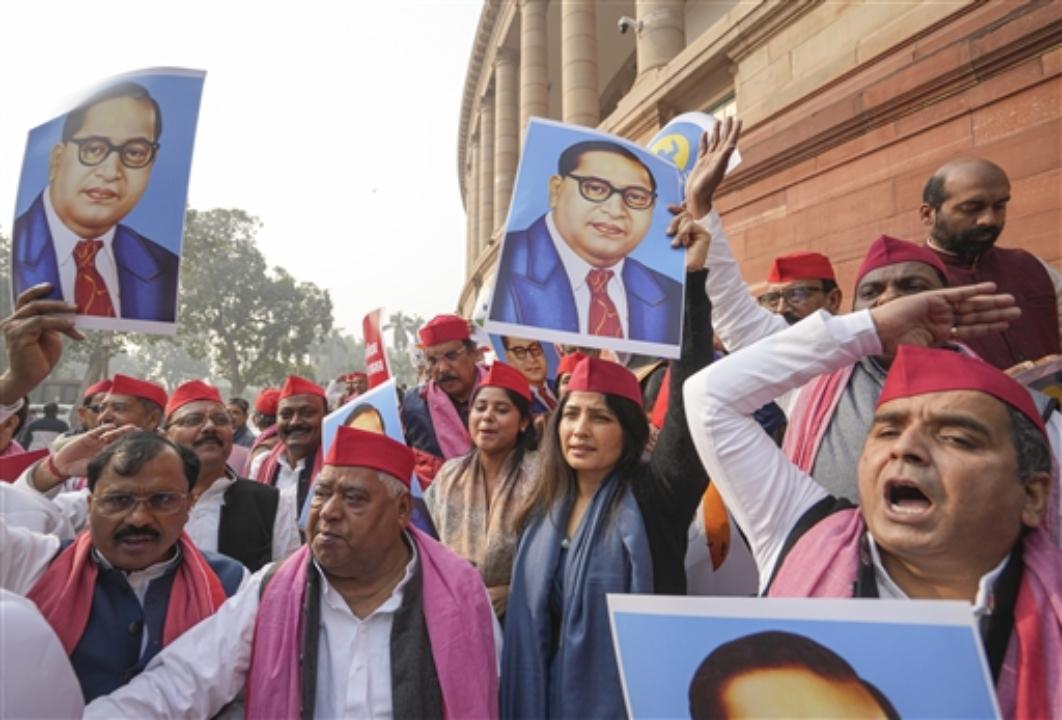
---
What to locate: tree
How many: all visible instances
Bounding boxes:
[309,330,365,384]
[385,311,421,352]
[178,208,334,396]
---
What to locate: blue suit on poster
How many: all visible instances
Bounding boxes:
[490,214,682,344]
[12,192,179,322]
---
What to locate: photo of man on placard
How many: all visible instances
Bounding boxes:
[488,121,685,356]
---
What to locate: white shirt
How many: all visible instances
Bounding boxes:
[683,309,1007,613]
[184,471,302,561]
[248,449,305,496]
[547,212,630,337]
[43,186,121,313]
[0,589,84,719]
[83,535,503,719]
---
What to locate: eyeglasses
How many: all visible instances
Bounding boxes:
[425,346,468,368]
[168,412,233,429]
[94,492,187,516]
[566,174,656,211]
[68,136,159,169]
[505,343,544,361]
[757,286,825,307]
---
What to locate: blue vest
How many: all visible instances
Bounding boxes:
[61,546,243,702]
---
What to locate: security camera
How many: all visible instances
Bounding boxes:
[617,16,642,35]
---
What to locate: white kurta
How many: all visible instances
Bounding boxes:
[683,309,1004,611]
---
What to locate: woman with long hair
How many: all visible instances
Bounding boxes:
[501,257,713,718]
[423,361,538,617]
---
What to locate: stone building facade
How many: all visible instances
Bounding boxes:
[457,0,1060,316]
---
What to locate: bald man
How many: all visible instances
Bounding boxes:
[921,158,1062,369]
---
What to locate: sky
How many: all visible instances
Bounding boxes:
[0,0,484,337]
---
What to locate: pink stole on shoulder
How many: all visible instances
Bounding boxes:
[246,527,498,720]
[425,366,486,459]
[254,442,322,488]
[780,365,854,472]
[26,531,227,655]
[769,509,1061,718]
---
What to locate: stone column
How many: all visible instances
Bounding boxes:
[494,49,519,230]
[468,140,480,270]
[477,94,495,252]
[636,0,686,76]
[561,1,599,127]
[519,0,550,141]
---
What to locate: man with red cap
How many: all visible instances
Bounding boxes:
[921,158,1062,369]
[1,431,245,703]
[400,314,486,487]
[246,386,281,471]
[686,283,1060,718]
[757,251,842,324]
[163,380,300,570]
[249,375,327,515]
[84,426,500,719]
[76,379,112,433]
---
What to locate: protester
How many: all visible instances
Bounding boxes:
[18,401,70,450]
[423,361,538,617]
[75,379,112,433]
[0,432,245,702]
[82,426,499,719]
[249,375,326,513]
[163,381,300,569]
[400,314,486,486]
[685,283,1060,718]
[921,157,1062,368]
[0,399,28,458]
[553,350,586,397]
[757,251,841,324]
[501,137,719,715]
[226,396,255,448]
[246,386,281,471]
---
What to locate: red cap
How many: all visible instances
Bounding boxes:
[566,357,643,407]
[855,235,948,288]
[345,371,368,383]
[481,361,532,402]
[165,380,223,417]
[108,373,168,410]
[324,426,414,487]
[767,252,836,284]
[878,345,1045,438]
[279,375,326,401]
[556,352,588,377]
[83,379,112,399]
[255,388,280,415]
[418,314,470,347]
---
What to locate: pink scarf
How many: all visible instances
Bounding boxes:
[245,526,498,719]
[769,509,1061,718]
[26,531,227,654]
[255,441,323,488]
[425,366,486,459]
[781,365,853,473]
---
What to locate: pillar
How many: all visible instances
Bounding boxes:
[494,49,519,229]
[561,1,599,127]
[477,94,495,251]
[636,0,686,76]
[519,0,550,141]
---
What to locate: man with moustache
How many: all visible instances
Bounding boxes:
[82,427,499,719]
[250,375,326,515]
[400,315,486,486]
[164,381,300,570]
[0,432,245,702]
[921,158,1062,369]
[12,82,179,321]
[756,252,842,325]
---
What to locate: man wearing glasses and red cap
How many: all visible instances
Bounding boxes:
[12,83,179,322]
[756,251,842,325]
[83,426,500,719]
[400,314,486,487]
[686,283,1060,718]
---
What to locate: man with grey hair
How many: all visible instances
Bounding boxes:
[84,426,501,719]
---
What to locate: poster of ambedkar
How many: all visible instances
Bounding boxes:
[608,595,1000,719]
[10,68,205,335]
[486,119,685,359]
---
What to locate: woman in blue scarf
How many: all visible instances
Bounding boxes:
[501,236,714,719]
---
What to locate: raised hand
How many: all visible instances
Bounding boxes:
[869,282,1020,357]
[32,423,141,491]
[684,116,742,220]
[666,204,712,271]
[0,284,82,404]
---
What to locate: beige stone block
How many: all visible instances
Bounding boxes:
[765,1,847,64]
[856,2,967,65]
[737,54,793,114]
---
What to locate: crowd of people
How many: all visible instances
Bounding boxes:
[0,116,1059,719]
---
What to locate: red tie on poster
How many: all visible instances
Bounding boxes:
[362,308,391,389]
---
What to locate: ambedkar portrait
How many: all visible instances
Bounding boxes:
[488,120,685,358]
[11,69,205,334]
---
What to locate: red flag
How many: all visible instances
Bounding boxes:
[362,308,391,389]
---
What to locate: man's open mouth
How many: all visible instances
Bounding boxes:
[885,480,932,515]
